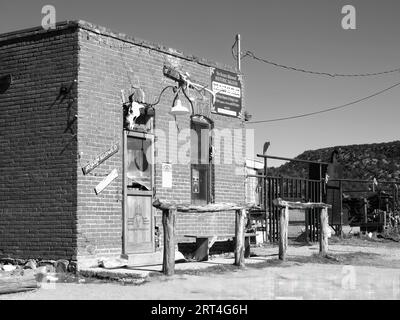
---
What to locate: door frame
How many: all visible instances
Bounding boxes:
[122,130,155,254]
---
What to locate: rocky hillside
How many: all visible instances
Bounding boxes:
[269,140,400,181]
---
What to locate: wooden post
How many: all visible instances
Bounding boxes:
[234,208,246,266]
[279,206,289,260]
[319,207,329,256]
[339,179,343,237]
[162,208,176,276]
[363,198,368,226]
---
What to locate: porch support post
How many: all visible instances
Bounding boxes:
[319,207,329,256]
[162,207,176,276]
[279,206,289,261]
[234,208,246,266]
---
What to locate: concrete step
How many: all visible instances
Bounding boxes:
[121,251,186,267]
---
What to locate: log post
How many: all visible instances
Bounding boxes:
[279,206,289,260]
[319,207,329,256]
[162,207,176,276]
[234,208,246,266]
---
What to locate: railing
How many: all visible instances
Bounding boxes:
[267,176,323,242]
[273,198,332,259]
[252,153,327,243]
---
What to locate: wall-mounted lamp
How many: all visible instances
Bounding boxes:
[169,93,190,116]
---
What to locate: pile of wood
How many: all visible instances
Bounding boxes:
[0,269,38,295]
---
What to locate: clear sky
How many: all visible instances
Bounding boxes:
[1,0,399,166]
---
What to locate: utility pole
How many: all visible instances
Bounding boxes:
[236,34,241,72]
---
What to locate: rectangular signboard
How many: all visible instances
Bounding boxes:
[211,68,242,117]
[82,143,119,175]
[94,168,118,195]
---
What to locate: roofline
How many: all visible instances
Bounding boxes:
[0,20,239,74]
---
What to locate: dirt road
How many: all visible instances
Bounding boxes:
[1,239,400,300]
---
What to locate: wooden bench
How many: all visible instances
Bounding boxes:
[184,233,255,261]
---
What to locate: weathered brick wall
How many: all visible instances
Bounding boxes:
[76,21,246,258]
[0,26,79,260]
[0,20,246,262]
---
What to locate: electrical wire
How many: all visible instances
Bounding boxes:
[242,50,400,78]
[146,85,176,107]
[246,80,400,124]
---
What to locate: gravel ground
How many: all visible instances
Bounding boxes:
[1,238,400,300]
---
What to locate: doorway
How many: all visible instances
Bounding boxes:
[123,131,154,254]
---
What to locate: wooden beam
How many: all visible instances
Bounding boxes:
[273,198,331,210]
[234,209,246,266]
[279,206,289,260]
[162,208,176,276]
[153,199,255,212]
[0,275,38,294]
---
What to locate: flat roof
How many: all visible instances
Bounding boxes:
[0,20,238,74]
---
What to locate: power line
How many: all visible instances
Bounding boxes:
[241,50,400,78]
[246,80,400,124]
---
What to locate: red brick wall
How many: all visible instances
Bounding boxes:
[0,26,79,260]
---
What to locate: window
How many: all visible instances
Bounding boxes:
[126,136,152,191]
[191,116,213,204]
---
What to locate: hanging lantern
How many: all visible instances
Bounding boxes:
[169,96,190,116]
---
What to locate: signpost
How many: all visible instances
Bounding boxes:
[211,68,242,117]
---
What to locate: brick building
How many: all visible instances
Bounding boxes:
[0,21,248,267]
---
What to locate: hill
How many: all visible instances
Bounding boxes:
[268,140,400,181]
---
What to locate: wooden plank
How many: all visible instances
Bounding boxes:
[0,275,38,295]
[153,199,254,212]
[82,143,119,175]
[193,237,210,261]
[162,208,176,276]
[273,198,332,209]
[94,169,118,195]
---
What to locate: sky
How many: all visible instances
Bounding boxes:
[1,0,399,166]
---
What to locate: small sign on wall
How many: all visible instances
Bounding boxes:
[162,163,172,188]
[82,143,119,175]
[94,169,118,195]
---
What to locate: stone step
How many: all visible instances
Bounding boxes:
[121,251,186,267]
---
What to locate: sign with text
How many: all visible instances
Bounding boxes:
[211,68,242,117]
[82,143,119,175]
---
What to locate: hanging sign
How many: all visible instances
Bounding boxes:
[211,68,242,117]
[94,169,118,195]
[82,143,119,175]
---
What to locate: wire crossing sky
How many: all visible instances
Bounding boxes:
[246,80,400,123]
[1,0,399,165]
[240,50,400,78]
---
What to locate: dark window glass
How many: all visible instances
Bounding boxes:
[191,119,210,204]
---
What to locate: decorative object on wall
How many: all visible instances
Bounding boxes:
[163,65,219,112]
[94,168,118,195]
[82,143,119,175]
[162,163,172,188]
[0,74,12,94]
[122,87,155,131]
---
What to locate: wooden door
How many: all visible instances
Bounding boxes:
[123,132,154,254]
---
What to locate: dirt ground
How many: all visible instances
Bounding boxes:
[1,236,400,300]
